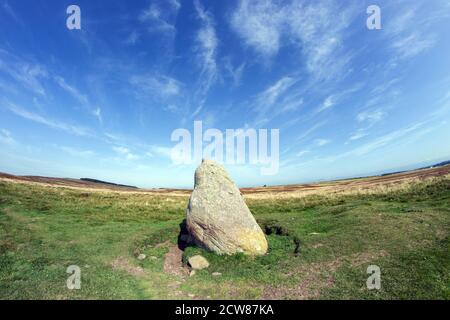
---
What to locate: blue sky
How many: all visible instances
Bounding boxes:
[0,0,449,188]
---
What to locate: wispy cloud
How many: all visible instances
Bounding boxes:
[4,102,92,137]
[315,84,362,113]
[112,146,140,161]
[112,146,129,154]
[329,121,428,162]
[356,109,386,125]
[258,77,296,106]
[316,96,335,113]
[230,0,283,57]
[351,122,426,156]
[148,144,193,164]
[54,76,88,105]
[139,0,180,34]
[129,74,183,99]
[54,75,103,124]
[296,150,310,158]
[315,138,331,147]
[93,107,102,124]
[1,1,23,26]
[229,0,357,79]
[348,129,368,142]
[391,32,436,59]
[191,0,218,116]
[0,55,47,96]
[296,120,328,142]
[250,76,301,125]
[224,58,245,87]
[0,128,15,145]
[384,5,439,62]
[61,146,94,158]
[349,106,389,144]
[124,30,140,45]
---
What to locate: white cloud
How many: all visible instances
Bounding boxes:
[230,0,283,56]
[316,96,335,113]
[191,0,218,116]
[54,75,103,124]
[130,74,183,99]
[351,122,425,156]
[92,107,102,124]
[315,84,362,113]
[112,146,140,161]
[0,57,47,96]
[391,32,435,59]
[257,76,296,106]
[296,121,328,142]
[54,76,88,105]
[149,145,172,158]
[61,146,94,158]
[280,97,303,113]
[250,76,300,125]
[5,102,91,137]
[315,138,330,147]
[357,110,386,124]
[149,144,192,164]
[229,0,356,79]
[124,31,140,45]
[112,146,129,155]
[348,129,368,141]
[296,150,310,157]
[384,6,438,61]
[139,1,179,33]
[0,128,15,145]
[1,1,23,25]
[126,153,140,161]
[224,59,245,87]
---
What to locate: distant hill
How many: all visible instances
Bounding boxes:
[430,160,450,168]
[80,178,138,189]
[381,160,450,177]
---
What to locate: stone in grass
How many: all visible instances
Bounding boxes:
[186,159,268,255]
[212,272,222,276]
[137,254,146,260]
[188,255,210,270]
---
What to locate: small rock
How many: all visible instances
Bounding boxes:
[212,272,222,276]
[188,255,210,270]
[149,256,158,260]
[189,270,196,277]
[137,254,146,260]
[309,232,320,235]
[188,293,195,298]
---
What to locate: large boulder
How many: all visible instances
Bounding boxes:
[186,159,268,255]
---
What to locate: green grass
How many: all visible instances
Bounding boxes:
[0,177,449,299]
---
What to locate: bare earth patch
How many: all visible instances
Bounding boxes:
[111,256,145,277]
[163,244,189,276]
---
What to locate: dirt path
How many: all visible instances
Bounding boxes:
[163,245,189,276]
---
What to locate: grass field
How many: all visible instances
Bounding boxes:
[0,168,449,300]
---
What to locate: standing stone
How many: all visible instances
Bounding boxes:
[186,159,268,255]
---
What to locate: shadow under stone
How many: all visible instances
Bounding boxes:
[177,219,193,251]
